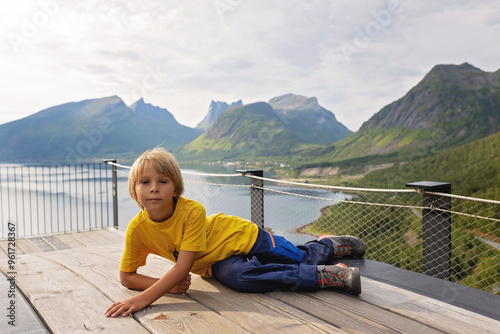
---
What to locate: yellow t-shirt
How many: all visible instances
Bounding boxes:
[120,197,259,277]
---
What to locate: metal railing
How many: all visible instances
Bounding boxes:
[1,161,499,296]
[0,162,114,238]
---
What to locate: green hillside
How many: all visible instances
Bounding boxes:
[307,193,500,295]
[353,131,500,200]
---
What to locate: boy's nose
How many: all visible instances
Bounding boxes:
[150,184,159,192]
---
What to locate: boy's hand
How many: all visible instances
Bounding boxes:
[169,273,192,294]
[105,295,149,318]
[105,274,190,317]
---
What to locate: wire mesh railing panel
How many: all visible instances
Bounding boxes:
[441,193,500,295]
[0,163,114,239]
[182,171,251,219]
[307,192,424,264]
[260,186,354,244]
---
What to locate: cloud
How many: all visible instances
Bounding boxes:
[213,57,253,70]
[98,49,141,62]
[0,0,499,132]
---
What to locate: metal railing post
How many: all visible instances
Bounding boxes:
[406,181,452,280]
[103,159,119,229]
[237,169,264,228]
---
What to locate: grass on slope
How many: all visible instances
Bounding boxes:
[354,131,500,200]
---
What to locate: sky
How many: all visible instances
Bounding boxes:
[1,0,499,132]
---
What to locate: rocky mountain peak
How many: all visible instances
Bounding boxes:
[196,99,243,130]
[361,62,497,132]
[268,93,321,112]
[129,98,157,111]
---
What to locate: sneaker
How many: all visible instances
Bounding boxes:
[318,235,366,258]
[317,263,361,295]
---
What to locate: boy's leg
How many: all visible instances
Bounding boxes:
[211,254,318,293]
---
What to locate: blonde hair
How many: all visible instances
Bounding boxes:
[128,148,184,208]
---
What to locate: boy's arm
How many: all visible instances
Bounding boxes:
[119,270,192,293]
[105,250,197,317]
[119,271,159,290]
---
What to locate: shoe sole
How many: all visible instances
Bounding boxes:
[347,267,361,296]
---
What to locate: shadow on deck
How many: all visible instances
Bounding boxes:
[1,229,499,333]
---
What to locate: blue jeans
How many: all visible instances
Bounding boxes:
[211,228,335,292]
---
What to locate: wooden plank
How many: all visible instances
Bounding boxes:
[90,228,126,244]
[134,293,250,334]
[29,237,55,252]
[359,278,500,333]
[78,230,121,246]
[16,238,41,254]
[143,254,346,333]
[33,247,142,305]
[33,247,253,333]
[269,278,500,334]
[267,287,443,333]
[42,235,70,251]
[52,233,86,249]
[0,253,148,334]
[61,230,102,247]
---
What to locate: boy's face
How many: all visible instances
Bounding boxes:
[135,160,178,222]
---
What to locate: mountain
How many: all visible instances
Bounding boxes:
[196,100,243,130]
[301,63,500,165]
[178,94,352,161]
[0,96,202,163]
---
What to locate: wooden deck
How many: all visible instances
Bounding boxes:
[1,229,499,334]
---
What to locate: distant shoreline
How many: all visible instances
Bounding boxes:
[290,204,333,237]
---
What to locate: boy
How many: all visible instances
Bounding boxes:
[105,148,365,318]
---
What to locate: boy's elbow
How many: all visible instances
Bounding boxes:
[119,271,135,288]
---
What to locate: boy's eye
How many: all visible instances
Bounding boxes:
[159,180,168,184]
[140,180,149,184]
